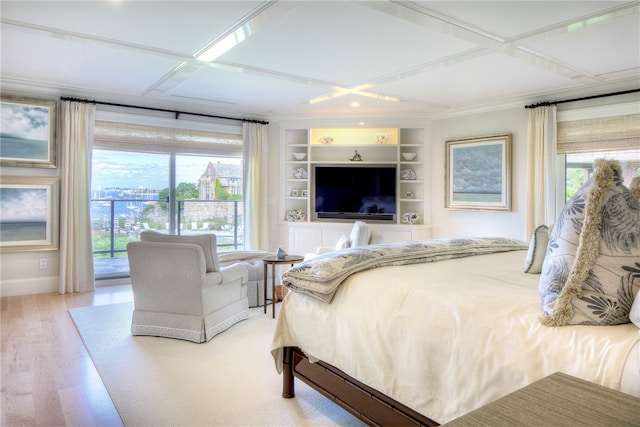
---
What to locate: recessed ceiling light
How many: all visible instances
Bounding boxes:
[351,102,360,108]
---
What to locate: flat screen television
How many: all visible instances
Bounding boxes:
[314,165,396,221]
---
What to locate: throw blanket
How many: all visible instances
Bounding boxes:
[282,237,527,303]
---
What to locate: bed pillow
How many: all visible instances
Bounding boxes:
[524,225,549,274]
[539,159,640,326]
[349,221,371,247]
[335,234,350,250]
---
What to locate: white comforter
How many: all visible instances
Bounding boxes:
[271,250,640,424]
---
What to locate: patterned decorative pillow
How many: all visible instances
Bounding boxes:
[524,225,549,274]
[631,176,640,200]
[631,282,640,329]
[539,159,640,326]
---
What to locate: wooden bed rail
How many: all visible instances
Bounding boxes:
[282,346,438,426]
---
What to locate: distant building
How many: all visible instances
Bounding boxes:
[184,162,243,226]
[198,162,242,200]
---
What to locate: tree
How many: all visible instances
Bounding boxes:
[157,182,199,209]
[214,178,241,200]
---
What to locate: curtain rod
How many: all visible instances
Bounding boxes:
[59,96,269,125]
[524,88,640,109]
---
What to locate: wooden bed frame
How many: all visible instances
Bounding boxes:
[281,346,439,426]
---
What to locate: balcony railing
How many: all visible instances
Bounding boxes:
[91,198,244,278]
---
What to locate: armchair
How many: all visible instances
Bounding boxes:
[126,231,249,343]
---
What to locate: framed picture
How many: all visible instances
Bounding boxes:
[301,189,308,197]
[1,97,57,168]
[0,176,59,252]
[291,189,299,197]
[445,134,511,211]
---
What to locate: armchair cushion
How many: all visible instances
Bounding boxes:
[140,231,220,272]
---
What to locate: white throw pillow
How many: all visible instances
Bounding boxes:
[524,225,549,274]
[335,234,350,250]
[349,221,371,247]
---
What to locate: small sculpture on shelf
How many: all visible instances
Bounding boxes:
[402,212,420,225]
[275,246,288,259]
[286,209,306,222]
[376,133,390,144]
[350,150,363,162]
[318,135,334,144]
[292,168,308,179]
[400,168,416,180]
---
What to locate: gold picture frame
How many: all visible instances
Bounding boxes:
[0,176,59,252]
[445,134,511,211]
[1,96,57,168]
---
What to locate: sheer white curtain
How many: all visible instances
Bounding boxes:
[58,101,96,294]
[242,122,269,250]
[525,105,557,239]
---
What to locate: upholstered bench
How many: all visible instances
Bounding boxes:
[218,250,274,307]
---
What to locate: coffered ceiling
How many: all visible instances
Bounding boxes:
[1,1,638,121]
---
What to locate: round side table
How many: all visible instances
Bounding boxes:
[262,255,304,318]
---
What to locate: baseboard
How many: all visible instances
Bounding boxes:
[1,276,59,297]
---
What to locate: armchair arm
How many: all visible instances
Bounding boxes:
[219,263,248,284]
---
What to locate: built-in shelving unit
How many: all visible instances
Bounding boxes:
[281,127,429,254]
[283,127,426,225]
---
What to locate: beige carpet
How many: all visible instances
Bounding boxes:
[69,302,364,426]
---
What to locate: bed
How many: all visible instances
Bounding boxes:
[270,238,640,425]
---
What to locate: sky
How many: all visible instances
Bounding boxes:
[92,150,241,191]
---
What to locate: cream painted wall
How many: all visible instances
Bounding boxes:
[428,106,530,241]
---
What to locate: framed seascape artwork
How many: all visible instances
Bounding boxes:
[0,177,59,252]
[445,134,511,211]
[0,97,57,168]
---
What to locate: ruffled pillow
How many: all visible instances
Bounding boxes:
[524,225,549,274]
[539,159,640,326]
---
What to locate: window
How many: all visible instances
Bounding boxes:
[557,102,639,205]
[91,112,243,280]
[565,150,640,201]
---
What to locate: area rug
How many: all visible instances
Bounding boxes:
[69,303,363,426]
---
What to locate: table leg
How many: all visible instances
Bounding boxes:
[263,263,268,314]
[272,263,276,318]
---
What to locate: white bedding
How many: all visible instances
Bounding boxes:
[271,250,640,424]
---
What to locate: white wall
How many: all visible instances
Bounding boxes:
[1,107,532,297]
[428,106,530,241]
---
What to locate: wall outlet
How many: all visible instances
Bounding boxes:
[39,258,47,270]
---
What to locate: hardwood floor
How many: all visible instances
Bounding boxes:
[1,285,134,426]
